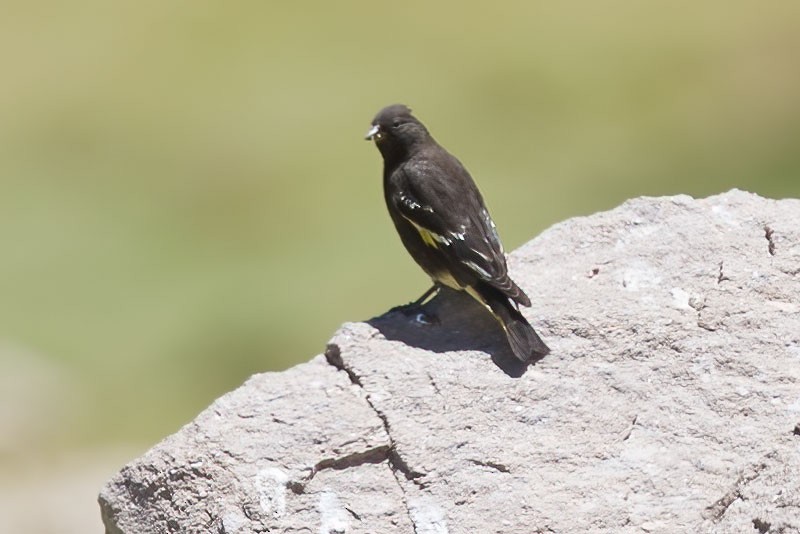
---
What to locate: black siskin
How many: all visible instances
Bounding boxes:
[366,104,550,362]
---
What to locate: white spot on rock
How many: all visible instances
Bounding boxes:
[619,261,661,292]
[670,288,691,309]
[221,510,247,533]
[255,467,289,519]
[710,204,740,226]
[408,496,448,534]
[318,491,350,534]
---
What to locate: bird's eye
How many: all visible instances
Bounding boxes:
[392,119,402,128]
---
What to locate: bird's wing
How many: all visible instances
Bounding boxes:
[394,158,530,306]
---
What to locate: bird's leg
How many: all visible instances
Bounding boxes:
[389,284,441,325]
[410,284,440,307]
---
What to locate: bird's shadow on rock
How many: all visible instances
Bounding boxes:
[367,288,545,378]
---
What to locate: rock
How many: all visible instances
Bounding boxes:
[99,190,800,533]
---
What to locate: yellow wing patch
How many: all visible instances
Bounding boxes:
[417,227,439,248]
[406,219,444,249]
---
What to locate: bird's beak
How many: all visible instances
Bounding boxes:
[365,124,381,141]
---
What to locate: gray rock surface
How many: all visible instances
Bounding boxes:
[99,190,800,533]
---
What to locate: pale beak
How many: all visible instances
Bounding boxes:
[365,124,380,140]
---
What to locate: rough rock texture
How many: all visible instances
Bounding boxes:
[100,190,800,533]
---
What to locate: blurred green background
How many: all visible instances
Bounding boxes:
[1,1,799,531]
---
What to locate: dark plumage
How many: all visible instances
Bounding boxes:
[366,104,550,362]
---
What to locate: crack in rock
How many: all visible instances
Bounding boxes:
[345,506,362,521]
[717,261,730,284]
[619,414,638,442]
[466,459,510,473]
[752,517,771,533]
[427,372,443,397]
[325,343,364,387]
[689,297,716,332]
[288,445,392,494]
[702,453,774,521]
[311,445,390,476]
[325,344,424,480]
[325,343,426,531]
[764,225,776,256]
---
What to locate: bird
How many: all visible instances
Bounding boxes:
[365,104,550,362]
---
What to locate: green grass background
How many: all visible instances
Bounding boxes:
[1,3,799,524]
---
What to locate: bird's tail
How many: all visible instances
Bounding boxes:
[478,285,550,362]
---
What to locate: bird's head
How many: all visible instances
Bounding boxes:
[365,104,430,157]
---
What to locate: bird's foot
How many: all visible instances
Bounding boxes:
[411,310,440,326]
[389,301,440,326]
